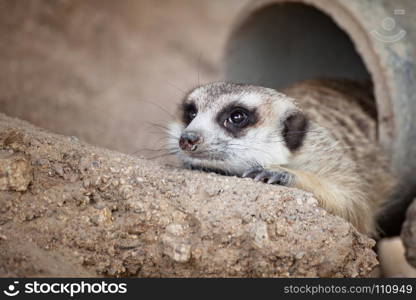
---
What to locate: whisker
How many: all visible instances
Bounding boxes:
[166,82,187,94]
[145,151,179,160]
[145,122,172,135]
[136,99,176,120]
[129,146,177,156]
[196,52,202,87]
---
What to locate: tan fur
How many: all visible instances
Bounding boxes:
[282,79,395,236]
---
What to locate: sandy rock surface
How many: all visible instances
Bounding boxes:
[0,113,377,277]
[0,151,32,192]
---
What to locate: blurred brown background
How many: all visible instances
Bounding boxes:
[0,0,249,154]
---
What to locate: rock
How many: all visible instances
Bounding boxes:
[0,113,378,277]
[0,151,32,192]
[161,223,192,263]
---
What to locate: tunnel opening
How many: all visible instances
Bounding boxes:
[224,2,372,91]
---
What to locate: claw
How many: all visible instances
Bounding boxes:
[267,174,282,184]
[242,166,263,178]
[254,170,270,182]
[242,167,293,186]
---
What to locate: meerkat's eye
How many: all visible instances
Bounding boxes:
[227,108,249,127]
[188,107,197,120]
[181,102,198,125]
[217,103,257,137]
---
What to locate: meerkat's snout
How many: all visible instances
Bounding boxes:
[179,131,203,152]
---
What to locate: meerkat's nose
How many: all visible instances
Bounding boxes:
[179,131,202,151]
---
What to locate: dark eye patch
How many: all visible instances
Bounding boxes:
[282,111,309,152]
[181,101,198,125]
[216,102,258,137]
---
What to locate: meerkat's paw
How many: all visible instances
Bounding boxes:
[242,167,293,186]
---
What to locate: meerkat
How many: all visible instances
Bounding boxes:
[167,79,394,236]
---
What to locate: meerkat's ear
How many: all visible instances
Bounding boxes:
[281,110,309,152]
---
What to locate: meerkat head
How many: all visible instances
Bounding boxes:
[167,82,308,175]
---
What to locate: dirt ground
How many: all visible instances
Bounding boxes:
[0,0,248,154]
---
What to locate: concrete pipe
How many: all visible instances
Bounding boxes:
[224,0,416,235]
